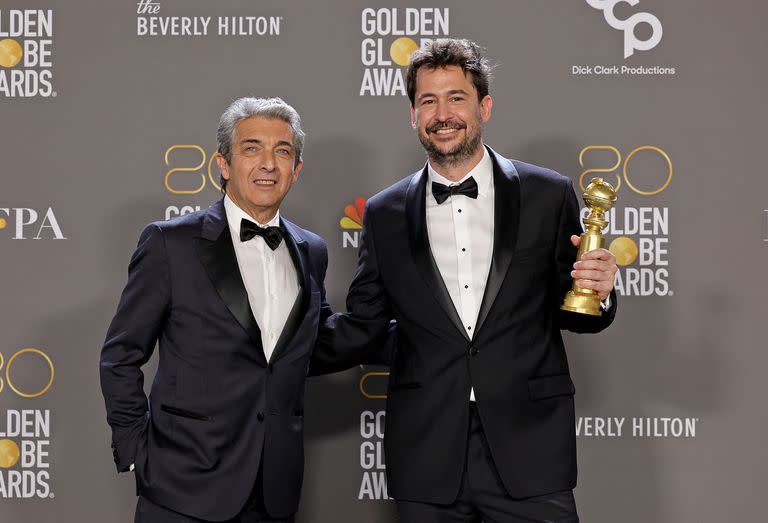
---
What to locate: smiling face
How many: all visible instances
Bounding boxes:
[410,65,492,173]
[216,116,302,223]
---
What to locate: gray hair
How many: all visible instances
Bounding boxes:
[216,97,306,191]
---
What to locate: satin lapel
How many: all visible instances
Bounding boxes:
[270,218,311,362]
[195,199,264,354]
[406,167,470,341]
[475,148,521,335]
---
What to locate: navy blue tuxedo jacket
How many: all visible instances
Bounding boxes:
[100,199,335,520]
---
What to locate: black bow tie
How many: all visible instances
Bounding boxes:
[239,218,284,250]
[432,177,479,204]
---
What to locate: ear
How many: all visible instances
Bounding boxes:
[480,95,493,123]
[410,105,417,129]
[291,160,303,183]
[215,152,231,182]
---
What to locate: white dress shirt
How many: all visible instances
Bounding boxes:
[224,195,300,362]
[130,198,299,473]
[424,150,610,404]
[426,148,495,402]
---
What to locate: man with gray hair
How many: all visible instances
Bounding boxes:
[100,97,360,522]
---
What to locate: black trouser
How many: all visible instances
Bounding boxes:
[134,460,294,523]
[396,404,579,523]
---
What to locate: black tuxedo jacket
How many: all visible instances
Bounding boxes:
[319,146,617,504]
[99,199,334,521]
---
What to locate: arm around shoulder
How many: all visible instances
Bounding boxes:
[310,201,395,375]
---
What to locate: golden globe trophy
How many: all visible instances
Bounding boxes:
[561,178,618,316]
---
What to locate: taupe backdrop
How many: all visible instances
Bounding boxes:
[1,0,766,521]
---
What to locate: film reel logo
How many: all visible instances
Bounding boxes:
[585,0,662,58]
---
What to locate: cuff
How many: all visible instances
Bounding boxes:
[600,295,611,310]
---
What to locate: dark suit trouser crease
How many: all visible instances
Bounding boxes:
[396,404,579,523]
[134,458,295,523]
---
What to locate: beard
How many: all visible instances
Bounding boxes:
[418,118,483,169]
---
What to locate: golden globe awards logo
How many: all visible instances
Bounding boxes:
[0,347,55,499]
[359,410,390,500]
[0,9,55,98]
[360,8,449,96]
[579,145,672,296]
[358,367,390,500]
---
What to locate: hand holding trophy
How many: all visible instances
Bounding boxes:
[561,178,618,316]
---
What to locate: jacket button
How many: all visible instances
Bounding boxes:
[469,346,479,356]
[267,364,274,374]
[257,412,265,422]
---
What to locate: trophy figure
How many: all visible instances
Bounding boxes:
[561,178,618,316]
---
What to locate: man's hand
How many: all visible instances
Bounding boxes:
[569,235,617,301]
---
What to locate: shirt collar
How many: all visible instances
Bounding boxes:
[426,146,493,199]
[224,194,281,239]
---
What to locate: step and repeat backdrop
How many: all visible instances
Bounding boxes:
[1,0,766,521]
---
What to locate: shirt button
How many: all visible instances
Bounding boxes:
[467,326,472,331]
[458,209,462,213]
[464,285,469,289]
[461,248,466,252]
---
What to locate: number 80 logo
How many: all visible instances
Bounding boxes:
[579,145,672,195]
[0,349,55,398]
[164,146,222,195]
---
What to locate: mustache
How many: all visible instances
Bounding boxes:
[427,120,466,133]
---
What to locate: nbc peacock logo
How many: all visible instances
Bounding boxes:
[340,197,366,248]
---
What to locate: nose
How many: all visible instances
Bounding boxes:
[435,100,451,122]
[260,150,276,172]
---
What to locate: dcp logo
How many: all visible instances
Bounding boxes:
[585,0,662,58]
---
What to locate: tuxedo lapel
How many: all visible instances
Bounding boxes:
[406,167,470,341]
[475,147,521,335]
[270,217,311,362]
[195,199,264,353]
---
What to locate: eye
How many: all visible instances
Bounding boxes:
[276,148,291,156]
[421,99,435,106]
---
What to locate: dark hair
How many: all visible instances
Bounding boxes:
[406,38,493,106]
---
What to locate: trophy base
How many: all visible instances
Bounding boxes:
[560,291,603,316]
